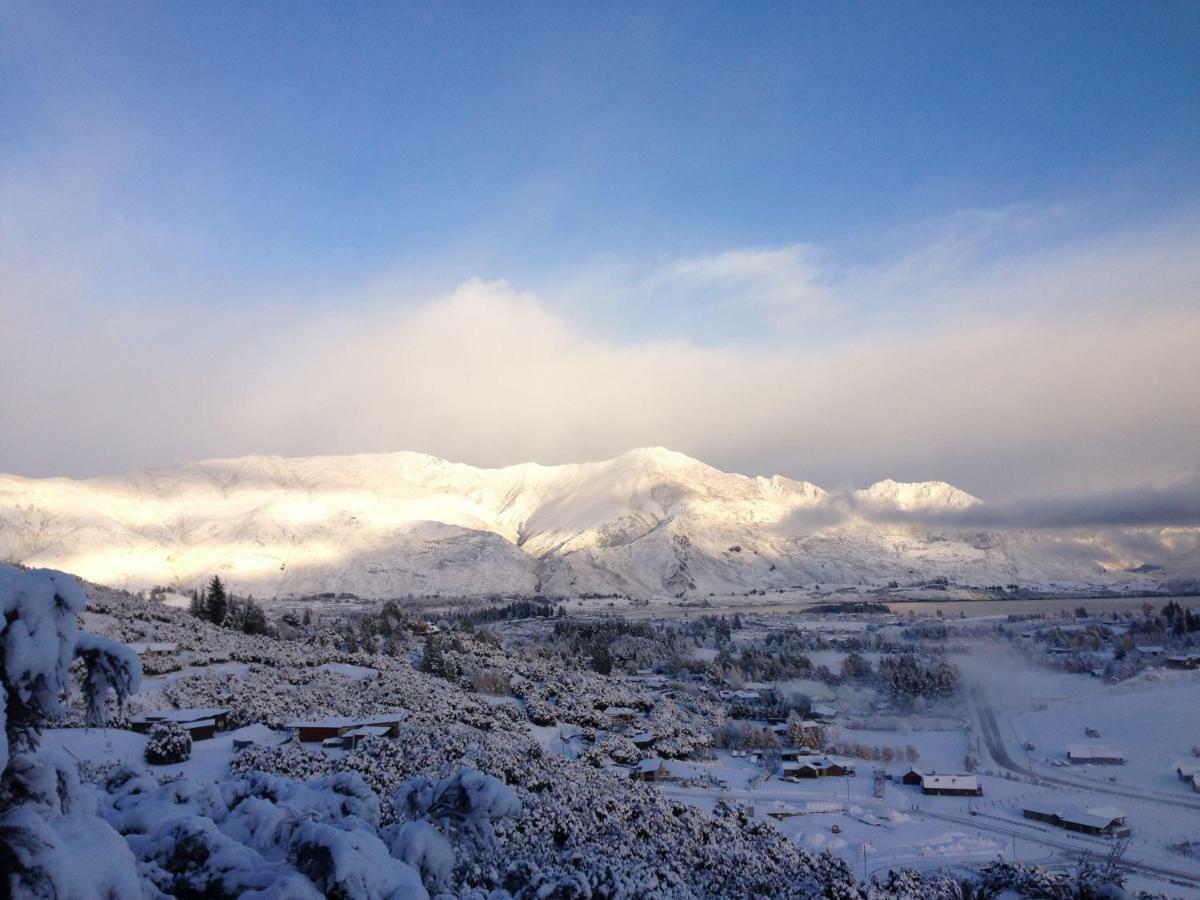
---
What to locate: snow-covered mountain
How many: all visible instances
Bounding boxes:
[0,448,1177,598]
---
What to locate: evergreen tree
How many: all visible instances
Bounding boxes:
[206,575,228,625]
[591,644,613,675]
[241,597,269,635]
[188,588,205,619]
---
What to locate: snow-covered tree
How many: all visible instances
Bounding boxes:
[144,721,192,765]
[0,565,141,898]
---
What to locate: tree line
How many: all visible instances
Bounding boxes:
[188,575,269,635]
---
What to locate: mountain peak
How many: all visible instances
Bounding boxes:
[857,479,981,511]
[611,447,705,469]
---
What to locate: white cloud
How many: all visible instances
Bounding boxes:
[659,244,836,321]
[2,156,1198,505]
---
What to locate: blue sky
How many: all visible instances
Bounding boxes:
[2,3,1198,496]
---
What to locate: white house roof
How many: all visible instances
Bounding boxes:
[632,758,665,773]
[604,706,638,716]
[354,713,407,727]
[1067,745,1125,760]
[136,707,228,725]
[921,773,978,791]
[1025,803,1126,828]
[344,725,390,738]
[285,716,358,729]
[128,642,179,654]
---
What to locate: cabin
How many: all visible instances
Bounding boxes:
[127,641,179,661]
[920,773,982,797]
[630,758,669,782]
[131,707,230,740]
[787,757,854,778]
[810,704,838,721]
[1067,745,1126,765]
[630,732,657,750]
[286,716,358,743]
[1023,803,1131,838]
[343,724,391,750]
[1176,763,1200,782]
[900,768,924,786]
[353,713,406,737]
[1167,654,1200,670]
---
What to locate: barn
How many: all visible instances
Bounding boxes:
[630,758,669,782]
[920,773,982,796]
[1023,803,1130,838]
[286,716,358,743]
[1067,745,1126,765]
[131,707,230,740]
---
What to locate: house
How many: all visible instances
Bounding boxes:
[1176,762,1200,782]
[787,757,854,778]
[1166,654,1200,670]
[779,750,816,763]
[630,758,669,782]
[131,707,230,740]
[352,713,406,737]
[1067,745,1126,765]
[1135,645,1166,657]
[810,704,838,721]
[343,724,391,750]
[630,732,657,750]
[286,716,358,743]
[920,773,982,796]
[127,641,179,661]
[1023,803,1131,838]
[900,768,924,786]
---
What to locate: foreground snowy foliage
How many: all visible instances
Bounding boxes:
[1,566,1143,898]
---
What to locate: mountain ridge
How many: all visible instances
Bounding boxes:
[0,448,1178,599]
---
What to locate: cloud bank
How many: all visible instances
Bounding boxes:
[1,175,1198,511]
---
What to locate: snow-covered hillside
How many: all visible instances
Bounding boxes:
[0,447,1179,598]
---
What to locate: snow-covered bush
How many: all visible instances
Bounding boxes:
[144,721,192,764]
[0,565,142,898]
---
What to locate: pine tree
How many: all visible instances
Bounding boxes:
[241,597,268,635]
[206,575,228,626]
[188,588,205,619]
